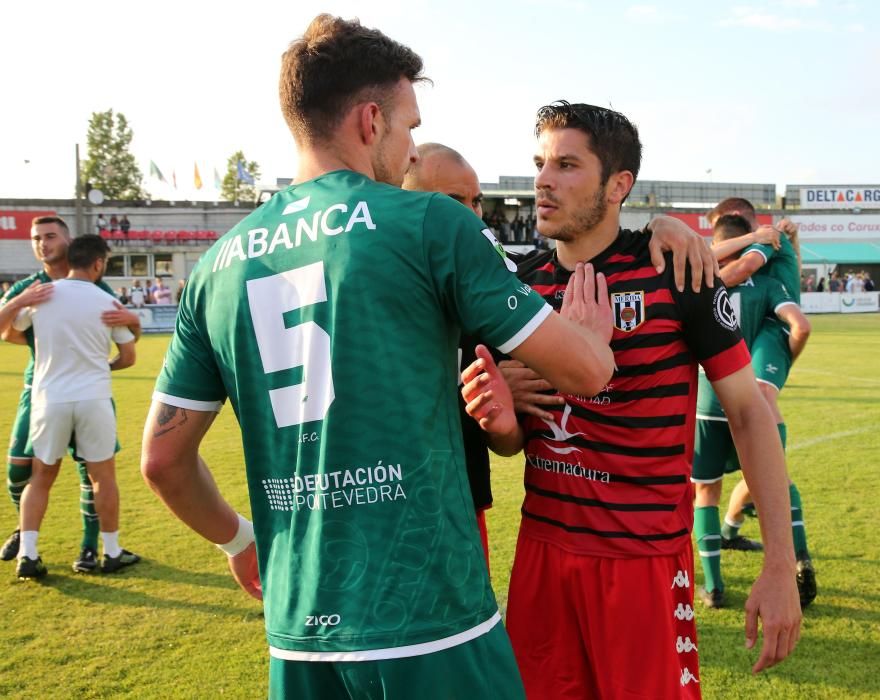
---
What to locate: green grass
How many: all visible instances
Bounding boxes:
[1,314,878,698]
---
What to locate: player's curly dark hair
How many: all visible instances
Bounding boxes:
[68,234,110,270]
[535,101,642,201]
[280,14,428,145]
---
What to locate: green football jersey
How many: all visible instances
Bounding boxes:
[696,276,794,418]
[154,170,551,660]
[1,271,115,386]
[742,234,800,304]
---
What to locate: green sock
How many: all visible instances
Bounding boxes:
[695,506,724,592]
[721,516,741,541]
[76,461,100,551]
[789,483,810,559]
[777,423,787,449]
[7,462,31,511]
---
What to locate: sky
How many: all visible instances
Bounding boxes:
[1,0,877,201]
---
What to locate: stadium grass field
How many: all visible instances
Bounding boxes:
[1,313,877,699]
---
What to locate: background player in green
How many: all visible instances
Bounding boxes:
[693,214,812,609]
[708,200,817,606]
[0,216,140,572]
[140,15,615,699]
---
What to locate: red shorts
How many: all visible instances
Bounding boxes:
[476,507,490,572]
[506,533,701,700]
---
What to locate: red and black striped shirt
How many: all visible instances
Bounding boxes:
[516,229,750,558]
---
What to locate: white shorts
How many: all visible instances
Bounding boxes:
[30,399,117,464]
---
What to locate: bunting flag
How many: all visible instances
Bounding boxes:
[172,169,178,189]
[236,160,255,185]
[214,167,222,189]
[194,163,203,190]
[150,160,168,184]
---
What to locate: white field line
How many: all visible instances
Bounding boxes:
[789,427,874,452]
[794,368,880,386]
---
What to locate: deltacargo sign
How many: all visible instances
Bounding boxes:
[800,187,880,210]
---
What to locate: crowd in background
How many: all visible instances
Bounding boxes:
[482,212,550,249]
[114,278,186,307]
[802,269,875,293]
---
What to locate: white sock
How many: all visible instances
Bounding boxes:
[20,530,39,560]
[101,531,121,558]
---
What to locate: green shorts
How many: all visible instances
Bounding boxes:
[7,387,120,462]
[692,418,741,483]
[751,324,792,392]
[268,622,525,700]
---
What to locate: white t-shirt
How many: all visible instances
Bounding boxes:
[130,287,146,307]
[14,279,135,405]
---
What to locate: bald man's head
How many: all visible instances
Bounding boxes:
[403,143,483,217]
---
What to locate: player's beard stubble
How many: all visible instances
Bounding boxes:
[539,186,608,243]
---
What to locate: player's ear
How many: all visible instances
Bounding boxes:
[357,103,383,146]
[606,171,634,206]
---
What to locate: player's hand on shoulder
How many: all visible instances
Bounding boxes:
[744,564,801,674]
[17,280,54,308]
[647,215,717,292]
[753,225,782,250]
[101,301,140,328]
[776,218,798,239]
[560,262,613,345]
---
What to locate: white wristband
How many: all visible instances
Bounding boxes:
[216,513,255,557]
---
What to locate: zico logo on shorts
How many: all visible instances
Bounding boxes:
[305,614,341,627]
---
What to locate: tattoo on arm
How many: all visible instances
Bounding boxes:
[154,404,189,437]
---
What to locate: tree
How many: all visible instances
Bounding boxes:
[221,150,261,203]
[82,109,146,200]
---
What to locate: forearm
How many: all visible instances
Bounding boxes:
[143,453,239,544]
[0,297,26,340]
[788,330,809,362]
[486,423,525,457]
[711,233,756,261]
[728,405,796,568]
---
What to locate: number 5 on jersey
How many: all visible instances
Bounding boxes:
[246,261,335,428]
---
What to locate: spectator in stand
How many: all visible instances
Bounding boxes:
[151,278,172,305]
[816,277,825,292]
[865,272,875,292]
[96,214,108,234]
[802,274,815,293]
[829,270,843,292]
[109,215,119,233]
[120,216,131,242]
[176,279,186,304]
[117,287,131,306]
[130,280,146,308]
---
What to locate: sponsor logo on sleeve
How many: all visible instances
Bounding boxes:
[481,228,518,272]
[712,287,738,331]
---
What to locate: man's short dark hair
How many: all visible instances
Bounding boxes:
[32,215,69,235]
[708,197,756,228]
[68,234,110,270]
[535,101,642,200]
[279,14,427,144]
[713,214,752,241]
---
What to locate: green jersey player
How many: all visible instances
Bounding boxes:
[704,206,816,607]
[140,15,614,699]
[0,216,141,573]
[692,269,809,608]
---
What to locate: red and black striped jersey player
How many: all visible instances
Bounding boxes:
[461,101,802,699]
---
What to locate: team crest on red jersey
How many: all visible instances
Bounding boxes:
[611,290,644,332]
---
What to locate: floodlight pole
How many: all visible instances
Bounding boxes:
[74,143,85,237]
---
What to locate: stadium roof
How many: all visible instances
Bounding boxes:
[800,242,880,264]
